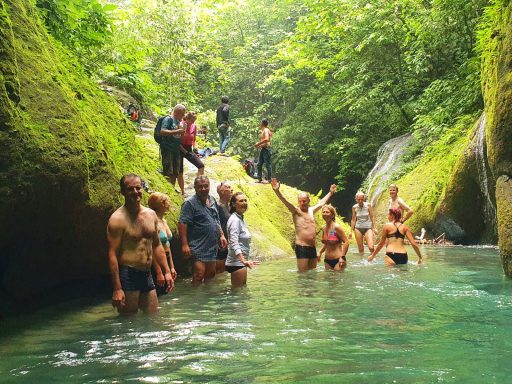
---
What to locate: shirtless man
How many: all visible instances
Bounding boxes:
[254,118,272,183]
[107,173,173,315]
[271,178,337,271]
[388,184,413,223]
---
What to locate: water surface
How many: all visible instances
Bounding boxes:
[1,246,511,383]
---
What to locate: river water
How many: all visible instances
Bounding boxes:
[1,246,511,383]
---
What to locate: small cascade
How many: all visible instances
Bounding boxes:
[474,113,497,228]
[364,133,413,205]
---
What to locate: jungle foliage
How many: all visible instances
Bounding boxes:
[34,0,491,205]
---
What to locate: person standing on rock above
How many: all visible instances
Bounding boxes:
[388,184,413,223]
[216,96,231,155]
[216,182,233,273]
[254,118,272,184]
[226,192,259,287]
[179,176,227,285]
[107,173,173,315]
[271,178,337,272]
[178,112,205,196]
[350,191,376,256]
[160,104,186,195]
[148,192,177,295]
[368,208,422,266]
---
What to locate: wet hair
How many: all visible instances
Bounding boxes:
[261,118,269,127]
[355,191,365,199]
[389,184,399,192]
[389,208,402,222]
[229,192,245,214]
[148,192,170,211]
[221,96,229,104]
[322,204,336,222]
[194,175,210,187]
[119,173,140,191]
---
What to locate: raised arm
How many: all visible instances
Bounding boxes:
[311,184,337,213]
[106,215,125,310]
[271,178,296,214]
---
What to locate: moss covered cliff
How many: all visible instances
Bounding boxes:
[480,0,512,276]
[0,0,182,311]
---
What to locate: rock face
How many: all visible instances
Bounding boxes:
[481,2,512,276]
[0,0,181,312]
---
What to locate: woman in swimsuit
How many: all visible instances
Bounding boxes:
[350,191,376,256]
[368,208,422,266]
[225,192,259,287]
[388,184,413,223]
[148,192,177,294]
[318,204,349,271]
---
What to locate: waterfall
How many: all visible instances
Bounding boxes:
[474,113,497,228]
[364,133,413,205]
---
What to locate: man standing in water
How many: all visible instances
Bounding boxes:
[271,178,337,272]
[107,173,173,315]
[216,96,231,155]
[179,176,228,285]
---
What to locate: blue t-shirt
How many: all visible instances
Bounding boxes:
[179,194,221,259]
[160,116,181,153]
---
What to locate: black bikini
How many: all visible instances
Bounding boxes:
[385,223,408,264]
[386,223,405,239]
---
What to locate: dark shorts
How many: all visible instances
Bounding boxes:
[162,149,182,178]
[295,244,317,259]
[180,145,205,172]
[119,265,155,293]
[216,247,228,260]
[324,256,346,268]
[356,227,371,236]
[226,265,245,273]
[386,252,408,265]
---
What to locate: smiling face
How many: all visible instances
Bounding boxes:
[297,193,310,212]
[121,175,143,204]
[194,178,210,200]
[234,194,248,215]
[389,186,398,199]
[321,206,334,221]
[355,194,365,206]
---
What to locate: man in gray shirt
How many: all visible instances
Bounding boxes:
[179,176,227,285]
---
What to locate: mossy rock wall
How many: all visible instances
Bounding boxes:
[481,1,512,275]
[0,0,182,312]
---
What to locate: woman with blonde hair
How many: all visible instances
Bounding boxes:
[350,191,376,256]
[318,204,349,271]
[148,192,177,294]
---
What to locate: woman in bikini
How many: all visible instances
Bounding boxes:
[148,192,177,294]
[368,208,422,266]
[318,204,349,271]
[350,191,376,256]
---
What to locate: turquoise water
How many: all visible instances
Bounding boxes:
[1,246,512,383]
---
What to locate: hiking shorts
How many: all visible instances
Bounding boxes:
[162,149,181,178]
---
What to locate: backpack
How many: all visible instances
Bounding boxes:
[243,159,257,178]
[154,116,167,144]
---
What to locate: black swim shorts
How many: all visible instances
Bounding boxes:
[120,265,155,293]
[294,244,317,259]
[385,252,408,265]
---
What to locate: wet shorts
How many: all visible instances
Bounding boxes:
[119,265,155,293]
[294,244,317,259]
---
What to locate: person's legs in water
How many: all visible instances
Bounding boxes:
[365,229,375,254]
[230,267,248,287]
[354,228,365,255]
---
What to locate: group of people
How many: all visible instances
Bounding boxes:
[107,167,422,315]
